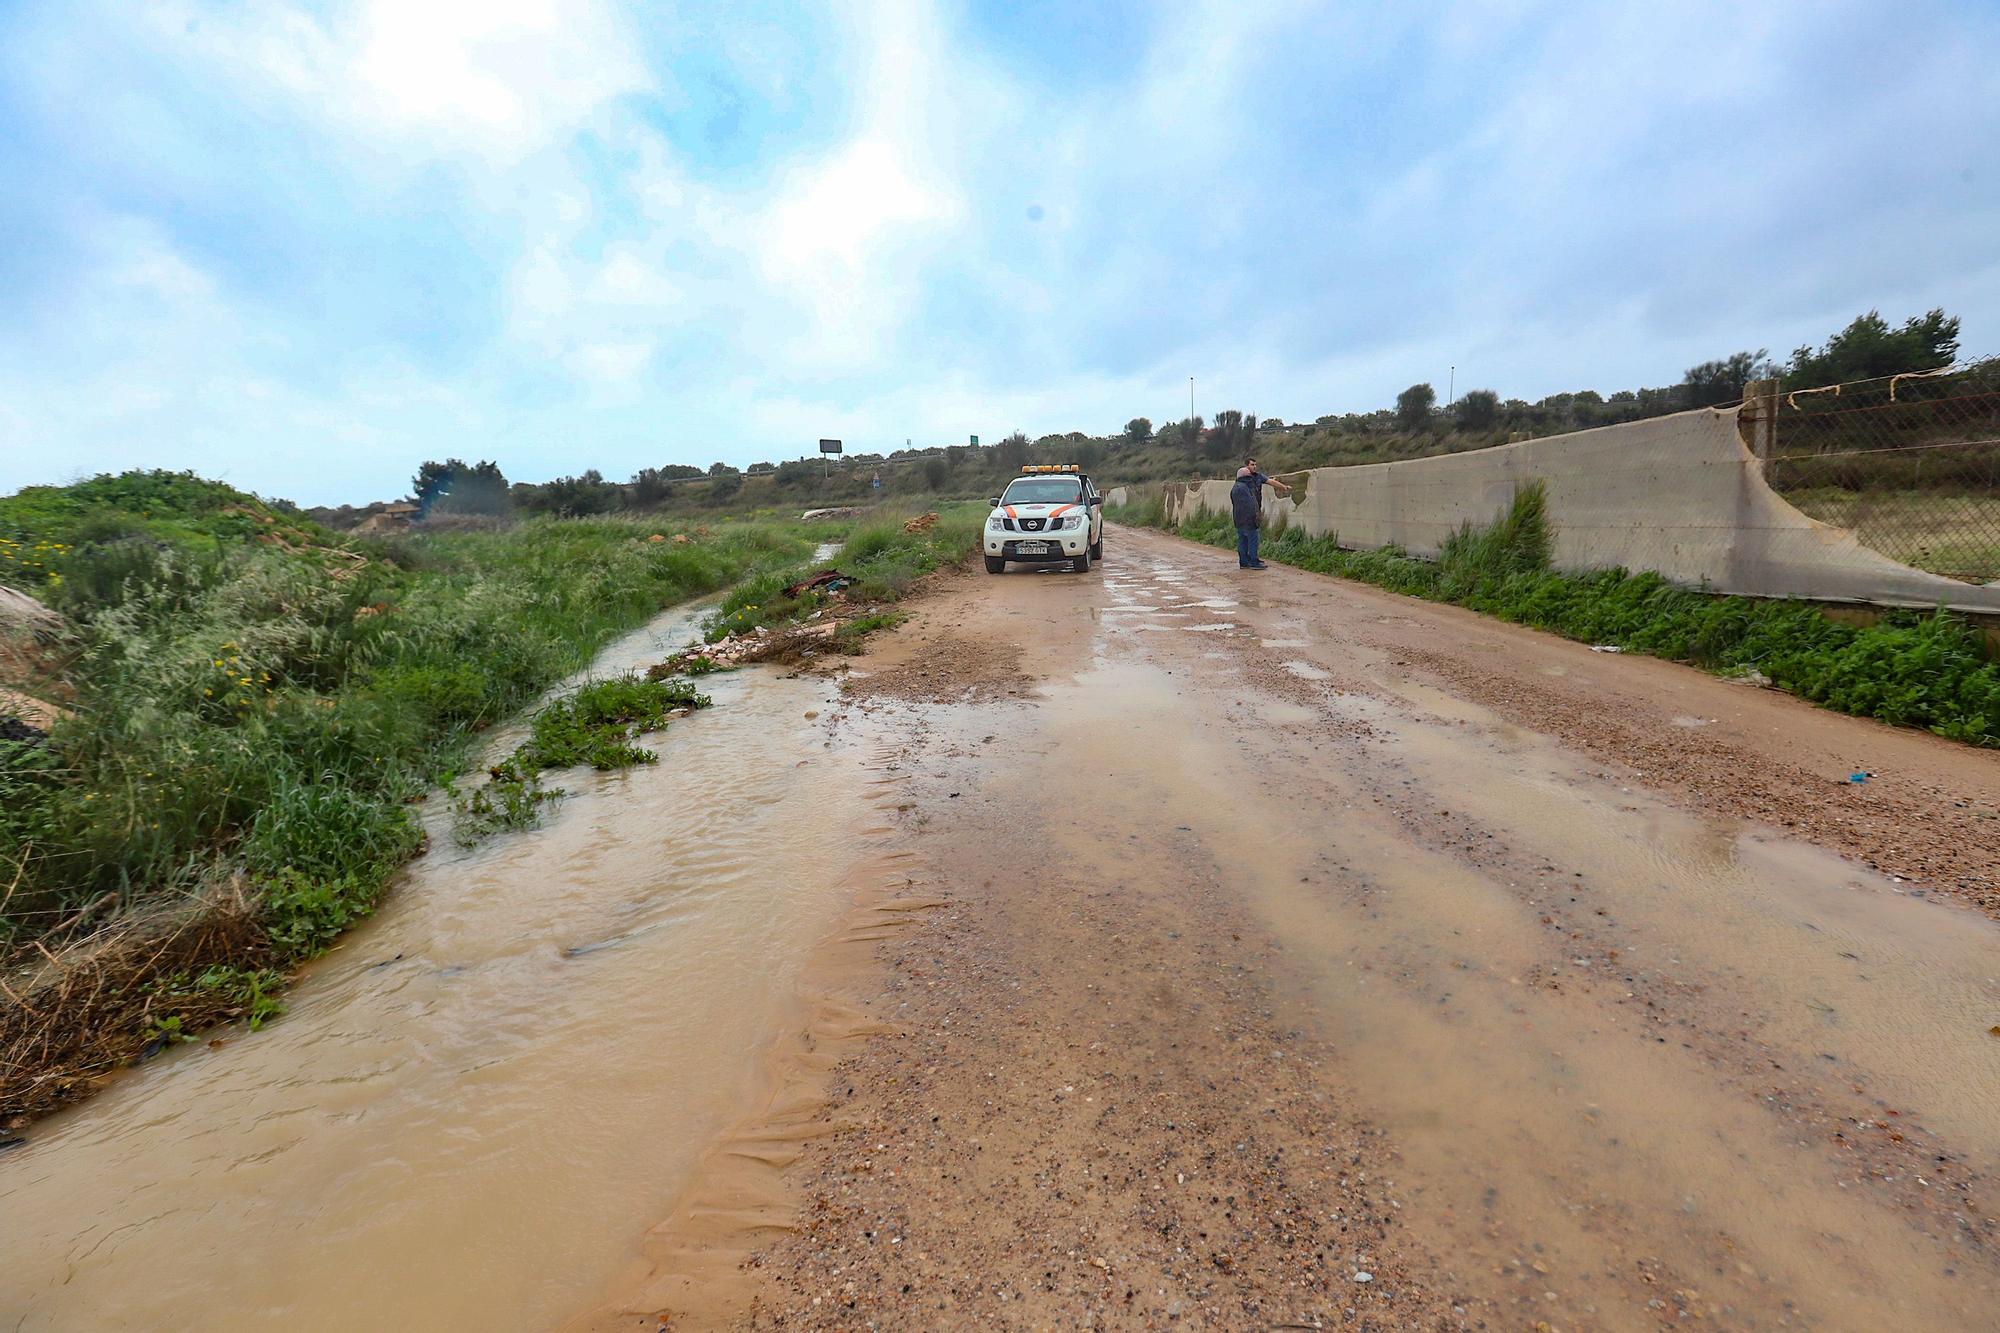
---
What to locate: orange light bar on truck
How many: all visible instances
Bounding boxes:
[1020,464,1081,473]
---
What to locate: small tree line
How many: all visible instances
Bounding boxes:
[311,307,1963,522]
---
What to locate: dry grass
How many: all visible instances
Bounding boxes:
[1,878,267,1124]
[1779,487,2000,582]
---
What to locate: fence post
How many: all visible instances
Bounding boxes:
[1743,378,1779,459]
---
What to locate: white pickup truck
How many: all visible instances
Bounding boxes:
[983,466,1105,573]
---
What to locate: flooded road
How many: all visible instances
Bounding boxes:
[8,527,2000,1331]
[0,603,902,1331]
[723,527,2000,1329]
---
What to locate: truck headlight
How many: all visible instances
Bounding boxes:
[986,516,1005,530]
[1059,514,1086,530]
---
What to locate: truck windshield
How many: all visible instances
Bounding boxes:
[1001,478,1082,505]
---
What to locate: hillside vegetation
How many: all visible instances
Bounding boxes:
[307,307,1962,528]
[0,471,824,1118]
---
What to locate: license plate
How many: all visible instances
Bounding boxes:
[1016,541,1050,554]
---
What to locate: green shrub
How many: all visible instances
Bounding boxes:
[261,870,380,959]
[2,482,820,947]
[241,778,420,884]
[699,505,981,643]
[510,675,710,774]
[1144,484,2000,746]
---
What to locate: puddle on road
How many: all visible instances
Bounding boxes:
[1356,692,2000,1156]
[0,606,892,1333]
[1020,645,2000,1330]
[1280,659,1332,681]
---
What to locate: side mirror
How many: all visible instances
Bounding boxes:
[988,497,1002,508]
[1089,495,1104,506]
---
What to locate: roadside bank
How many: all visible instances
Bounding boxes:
[0,598,913,1330]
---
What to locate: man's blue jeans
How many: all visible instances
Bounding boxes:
[1236,525,1260,567]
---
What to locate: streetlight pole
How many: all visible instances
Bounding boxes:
[1448,365,1455,406]
[1189,376,1195,423]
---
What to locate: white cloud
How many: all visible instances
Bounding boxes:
[144,0,651,162]
[568,338,657,389]
[4,0,1996,505]
[764,138,959,274]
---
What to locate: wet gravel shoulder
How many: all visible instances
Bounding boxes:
[736,696,1485,1331]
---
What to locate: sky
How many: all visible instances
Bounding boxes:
[1,0,1996,506]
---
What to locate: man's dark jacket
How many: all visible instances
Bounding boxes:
[1230,474,1263,528]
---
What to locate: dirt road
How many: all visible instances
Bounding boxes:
[607,524,2000,1331]
[13,527,2000,1332]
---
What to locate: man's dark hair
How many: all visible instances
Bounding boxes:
[1244,456,1257,467]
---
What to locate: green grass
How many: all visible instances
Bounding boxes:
[0,477,975,1115]
[1110,486,2000,747]
[1775,487,2000,581]
[454,675,713,846]
[0,474,827,1089]
[701,504,983,643]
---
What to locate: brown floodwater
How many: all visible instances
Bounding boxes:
[0,603,891,1331]
[1001,547,2000,1328]
[9,538,2000,1332]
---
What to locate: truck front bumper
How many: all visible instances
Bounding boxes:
[987,535,1085,562]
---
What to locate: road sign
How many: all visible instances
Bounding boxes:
[970,434,979,446]
[818,438,843,454]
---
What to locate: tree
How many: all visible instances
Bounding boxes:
[410,458,459,506]
[535,470,616,517]
[1395,383,1437,432]
[708,461,736,476]
[1681,350,1773,407]
[630,467,676,505]
[436,459,510,515]
[993,431,1031,471]
[1787,309,1959,387]
[1182,415,1205,455]
[1124,417,1152,444]
[709,469,742,500]
[413,458,511,516]
[1453,389,1500,432]
[1207,409,1257,463]
[921,455,950,490]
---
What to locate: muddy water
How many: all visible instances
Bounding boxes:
[0,603,888,1332]
[1018,556,2000,1328]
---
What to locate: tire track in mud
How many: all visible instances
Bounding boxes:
[599,528,2000,1332]
[1218,610,1999,1260]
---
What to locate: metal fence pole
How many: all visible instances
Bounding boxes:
[1744,378,1779,460]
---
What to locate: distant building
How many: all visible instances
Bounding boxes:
[355,502,420,534]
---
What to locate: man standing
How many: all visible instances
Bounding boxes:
[1229,457,1291,569]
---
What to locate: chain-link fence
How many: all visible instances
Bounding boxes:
[1751,358,2000,584]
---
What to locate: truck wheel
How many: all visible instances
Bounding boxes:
[1072,547,1092,573]
[984,555,1006,574]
